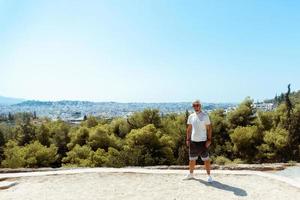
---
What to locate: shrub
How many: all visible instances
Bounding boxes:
[214,156,232,165]
[1,140,25,168]
[62,145,94,167]
[1,140,58,168]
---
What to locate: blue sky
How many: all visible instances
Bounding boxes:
[1,0,300,103]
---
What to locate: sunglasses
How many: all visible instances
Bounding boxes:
[193,104,200,107]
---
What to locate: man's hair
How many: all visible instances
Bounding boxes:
[192,99,201,106]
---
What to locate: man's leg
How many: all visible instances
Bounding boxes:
[204,159,211,175]
[183,156,197,179]
[184,141,198,179]
[189,159,196,174]
[201,144,213,182]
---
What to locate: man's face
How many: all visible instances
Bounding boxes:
[193,103,201,112]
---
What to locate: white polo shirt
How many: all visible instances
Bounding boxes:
[187,112,211,142]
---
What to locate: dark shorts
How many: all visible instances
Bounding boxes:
[189,141,209,161]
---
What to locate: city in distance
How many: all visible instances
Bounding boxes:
[0,96,237,120]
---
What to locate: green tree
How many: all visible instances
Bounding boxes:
[23,141,58,168]
[285,84,293,122]
[0,129,5,148]
[93,148,108,167]
[1,140,25,168]
[227,97,256,129]
[8,112,14,121]
[127,109,162,129]
[1,140,58,168]
[33,111,37,119]
[62,145,94,167]
[256,111,274,132]
[210,109,232,159]
[141,109,162,128]
[258,127,288,161]
[14,122,36,146]
[0,123,13,141]
[272,104,288,128]
[68,127,90,149]
[49,120,70,164]
[88,125,112,151]
[160,113,187,165]
[185,110,190,124]
[36,124,51,146]
[110,118,130,138]
[230,126,262,161]
[0,129,5,162]
[104,147,125,167]
[288,104,300,161]
[125,124,174,166]
[82,116,98,128]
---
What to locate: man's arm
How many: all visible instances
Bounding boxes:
[205,124,212,148]
[186,124,192,146]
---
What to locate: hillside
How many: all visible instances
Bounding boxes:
[0,96,25,105]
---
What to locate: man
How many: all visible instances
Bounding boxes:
[184,100,213,182]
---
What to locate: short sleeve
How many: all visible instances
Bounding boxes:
[205,115,211,125]
[187,115,192,125]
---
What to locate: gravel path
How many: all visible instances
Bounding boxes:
[0,168,299,200]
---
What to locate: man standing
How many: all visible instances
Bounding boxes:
[184,100,213,182]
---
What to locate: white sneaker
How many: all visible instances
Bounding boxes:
[183,173,194,180]
[207,175,213,183]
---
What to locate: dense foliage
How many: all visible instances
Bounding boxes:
[0,95,299,168]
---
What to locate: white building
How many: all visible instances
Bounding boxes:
[254,102,275,111]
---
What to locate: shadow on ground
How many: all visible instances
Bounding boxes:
[192,178,247,197]
[0,178,18,190]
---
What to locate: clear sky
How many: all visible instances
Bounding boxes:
[1,0,300,103]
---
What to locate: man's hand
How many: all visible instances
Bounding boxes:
[205,140,211,148]
[205,124,212,148]
[186,140,190,147]
[186,124,192,147]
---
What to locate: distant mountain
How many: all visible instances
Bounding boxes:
[16,100,97,106]
[0,95,26,105]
